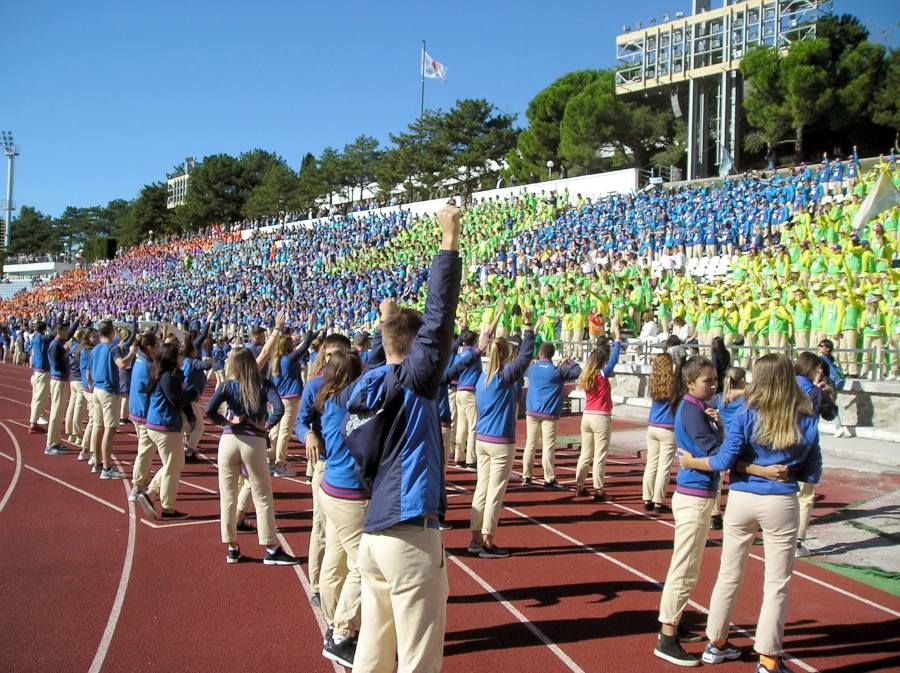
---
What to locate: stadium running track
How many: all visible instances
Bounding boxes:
[0,361,898,673]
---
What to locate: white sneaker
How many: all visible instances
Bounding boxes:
[795,540,811,558]
[37,417,48,425]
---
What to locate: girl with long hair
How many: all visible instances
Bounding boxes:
[709,366,748,530]
[136,342,189,520]
[654,356,723,666]
[128,331,160,503]
[205,346,298,566]
[574,324,622,500]
[678,354,821,673]
[469,315,537,559]
[642,353,676,512]
[312,350,367,667]
[268,325,315,478]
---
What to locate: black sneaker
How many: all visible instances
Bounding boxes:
[653,633,700,667]
[654,503,670,514]
[710,514,723,530]
[479,544,511,559]
[438,520,452,531]
[322,635,356,668]
[455,460,466,468]
[236,519,256,533]
[523,476,533,485]
[576,487,589,497]
[264,547,301,565]
[160,510,189,520]
[311,593,321,607]
[322,626,333,646]
[184,450,198,463]
[465,462,477,471]
[644,501,655,512]
[677,624,704,643]
[593,490,606,502]
[226,546,241,564]
[544,479,564,490]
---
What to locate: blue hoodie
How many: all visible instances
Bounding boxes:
[707,407,822,494]
[525,357,582,419]
[342,251,461,533]
[128,353,152,424]
[474,330,536,444]
[674,394,722,498]
[454,345,482,391]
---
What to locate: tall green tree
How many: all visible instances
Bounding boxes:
[243,163,301,218]
[372,147,408,203]
[873,49,900,151]
[342,135,381,201]
[317,147,347,205]
[507,70,603,181]
[175,153,243,229]
[7,206,56,256]
[296,152,324,213]
[781,39,834,159]
[443,99,517,194]
[123,182,175,244]
[390,111,452,200]
[741,46,793,156]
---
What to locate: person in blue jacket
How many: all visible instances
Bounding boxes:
[310,350,367,668]
[269,324,316,477]
[28,319,55,433]
[116,320,139,425]
[468,315,538,559]
[76,328,98,462]
[44,318,81,454]
[709,366,747,530]
[64,328,87,446]
[452,328,483,469]
[129,331,160,503]
[678,354,822,673]
[522,341,581,489]
[181,316,213,462]
[212,337,229,386]
[136,342,191,520]
[341,204,461,673]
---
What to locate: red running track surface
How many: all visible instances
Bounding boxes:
[0,362,898,673]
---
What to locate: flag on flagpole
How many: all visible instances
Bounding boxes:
[851,171,900,236]
[422,49,448,81]
[719,143,733,177]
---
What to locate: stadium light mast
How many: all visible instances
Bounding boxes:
[1,131,20,252]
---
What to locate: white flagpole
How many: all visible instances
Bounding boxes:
[420,40,426,118]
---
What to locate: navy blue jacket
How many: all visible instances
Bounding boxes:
[342,251,461,533]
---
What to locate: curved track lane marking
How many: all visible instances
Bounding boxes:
[88,458,136,673]
[0,421,23,513]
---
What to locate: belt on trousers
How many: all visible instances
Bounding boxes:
[402,516,440,530]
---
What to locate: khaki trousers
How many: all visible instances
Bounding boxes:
[860,334,883,376]
[65,380,85,439]
[183,401,204,451]
[268,397,299,465]
[354,525,448,673]
[522,416,558,482]
[237,475,252,513]
[146,428,185,511]
[706,490,799,656]
[448,388,458,455]
[308,460,327,592]
[441,425,452,466]
[454,391,477,464]
[658,491,715,625]
[319,490,368,636]
[30,371,49,425]
[797,482,816,541]
[642,426,675,504]
[794,330,810,351]
[46,379,69,448]
[131,423,157,490]
[80,390,95,453]
[840,330,859,376]
[470,441,514,536]
[217,433,277,546]
[119,394,129,423]
[576,414,611,491]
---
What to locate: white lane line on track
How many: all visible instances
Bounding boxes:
[0,395,29,408]
[447,554,587,673]
[88,458,136,673]
[0,422,23,514]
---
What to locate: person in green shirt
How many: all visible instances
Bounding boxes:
[789,287,813,350]
[860,295,886,379]
[889,300,900,380]
[840,290,864,377]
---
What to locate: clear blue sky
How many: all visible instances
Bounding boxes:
[5,0,897,217]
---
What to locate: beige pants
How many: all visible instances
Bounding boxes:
[217,433,277,546]
[65,380,85,439]
[794,330,810,351]
[860,334,883,376]
[797,481,816,541]
[454,391,477,464]
[319,489,368,636]
[131,423,157,490]
[46,379,69,447]
[237,474,252,513]
[119,394,129,423]
[658,491,715,625]
[146,428,185,511]
[448,388,458,455]
[523,416,558,482]
[268,397,299,465]
[441,425,452,467]
[840,330,859,376]
[183,400,203,451]
[80,390,95,453]
[30,371,49,425]
[309,460,327,592]
[706,490,799,656]
[92,389,119,428]
[354,525,448,673]
[470,441,514,536]
[576,414,611,491]
[642,426,675,504]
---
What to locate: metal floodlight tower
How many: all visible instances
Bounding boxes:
[1,131,20,251]
[615,0,831,180]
